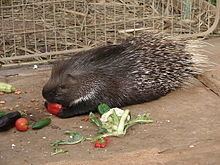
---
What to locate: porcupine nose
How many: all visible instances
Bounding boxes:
[42,85,56,102]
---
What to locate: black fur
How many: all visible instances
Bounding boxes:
[42,33,202,118]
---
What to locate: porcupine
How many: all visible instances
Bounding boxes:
[42,33,210,118]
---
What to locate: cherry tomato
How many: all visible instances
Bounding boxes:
[94,142,101,148]
[94,137,110,148]
[47,103,62,115]
[15,118,29,132]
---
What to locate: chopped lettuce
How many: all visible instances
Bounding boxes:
[51,147,68,156]
[89,108,153,140]
[51,131,85,155]
[51,104,153,155]
[98,103,111,115]
[51,131,85,146]
[124,113,153,133]
[89,112,103,127]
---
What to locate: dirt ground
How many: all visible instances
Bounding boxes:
[0,38,220,165]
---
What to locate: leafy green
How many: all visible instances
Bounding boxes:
[51,147,68,156]
[97,127,108,134]
[117,110,130,135]
[51,131,85,155]
[89,108,153,140]
[101,109,121,133]
[51,104,153,155]
[124,114,153,133]
[89,112,102,127]
[51,131,85,147]
[98,103,111,115]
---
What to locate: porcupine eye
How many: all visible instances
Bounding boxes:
[58,84,66,90]
[66,73,78,85]
[56,74,78,94]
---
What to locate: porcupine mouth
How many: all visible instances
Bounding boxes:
[44,98,69,110]
[44,100,69,116]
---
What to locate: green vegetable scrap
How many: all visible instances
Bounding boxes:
[51,147,68,156]
[51,103,153,155]
[0,82,16,93]
[0,111,6,118]
[124,114,153,133]
[32,118,51,129]
[52,131,85,146]
[51,131,85,156]
[98,103,111,115]
[89,108,153,140]
[89,113,103,127]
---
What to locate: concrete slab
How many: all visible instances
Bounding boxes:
[0,38,220,165]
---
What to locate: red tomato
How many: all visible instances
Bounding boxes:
[15,118,29,132]
[94,137,110,148]
[94,142,101,148]
[47,103,62,115]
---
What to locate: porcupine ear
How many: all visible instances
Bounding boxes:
[51,59,68,77]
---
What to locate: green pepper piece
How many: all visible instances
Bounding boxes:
[32,118,51,129]
[0,111,6,118]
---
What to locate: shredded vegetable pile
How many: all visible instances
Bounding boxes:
[51,104,153,155]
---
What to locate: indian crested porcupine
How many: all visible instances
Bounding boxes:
[42,33,210,118]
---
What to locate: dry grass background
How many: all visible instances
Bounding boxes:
[0,0,217,66]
